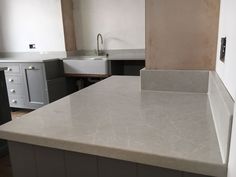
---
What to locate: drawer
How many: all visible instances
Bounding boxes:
[0,63,21,74]
[21,63,44,72]
[5,75,23,85]
[7,85,26,97]
[9,96,26,108]
[4,65,20,74]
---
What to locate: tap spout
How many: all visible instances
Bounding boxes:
[97,33,104,56]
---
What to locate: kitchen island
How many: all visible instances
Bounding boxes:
[0,76,228,177]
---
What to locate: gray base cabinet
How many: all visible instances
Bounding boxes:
[0,60,67,109]
[108,60,145,76]
[8,141,212,177]
[0,69,11,156]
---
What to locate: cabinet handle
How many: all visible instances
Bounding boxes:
[9,78,14,82]
[10,89,16,93]
[12,100,17,104]
[28,66,35,70]
[7,67,12,71]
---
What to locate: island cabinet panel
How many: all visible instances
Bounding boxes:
[35,147,66,177]
[65,152,98,177]
[183,173,212,177]
[8,141,213,177]
[137,164,182,177]
[98,157,137,177]
[8,142,37,177]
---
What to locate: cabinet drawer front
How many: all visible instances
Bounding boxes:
[6,75,23,84]
[7,85,26,96]
[9,96,26,108]
[22,63,43,71]
[5,65,20,74]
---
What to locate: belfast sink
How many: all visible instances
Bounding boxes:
[63,56,108,75]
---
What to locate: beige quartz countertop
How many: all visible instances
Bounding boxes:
[0,55,61,63]
[0,76,225,176]
[0,58,59,63]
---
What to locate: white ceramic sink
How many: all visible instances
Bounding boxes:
[63,56,108,75]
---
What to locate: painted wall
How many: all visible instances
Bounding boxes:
[217,1,236,177]
[73,0,145,50]
[0,0,65,52]
[145,0,220,70]
[216,0,236,100]
[228,104,236,177]
[221,0,236,176]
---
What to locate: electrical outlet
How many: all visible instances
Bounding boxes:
[29,44,36,49]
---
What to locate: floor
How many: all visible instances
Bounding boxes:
[11,109,31,120]
[0,109,31,177]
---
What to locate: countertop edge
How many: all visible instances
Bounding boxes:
[0,130,226,177]
[0,58,60,63]
[0,49,145,62]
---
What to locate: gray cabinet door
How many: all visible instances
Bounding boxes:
[137,164,182,177]
[65,152,98,177]
[8,142,37,177]
[98,157,137,177]
[35,146,66,177]
[22,63,49,109]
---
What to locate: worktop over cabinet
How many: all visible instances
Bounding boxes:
[0,76,227,177]
[0,60,67,109]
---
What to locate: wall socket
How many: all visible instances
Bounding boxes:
[220,37,227,63]
[29,44,36,49]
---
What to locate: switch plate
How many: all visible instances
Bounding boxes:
[29,44,36,49]
[220,37,227,63]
